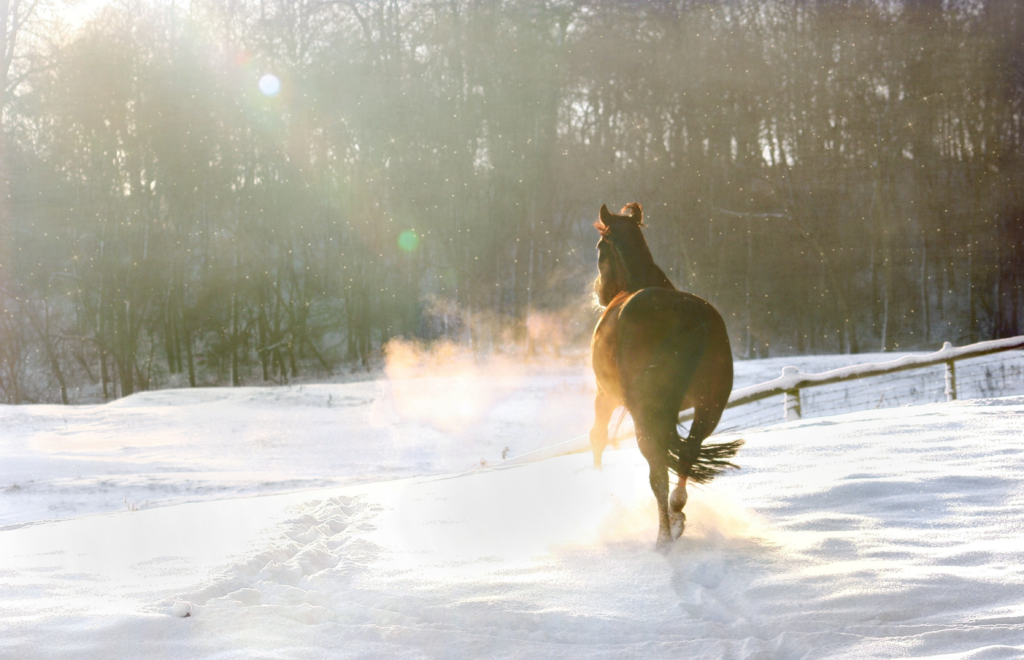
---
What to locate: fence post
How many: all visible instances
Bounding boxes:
[782,366,802,422]
[943,342,957,402]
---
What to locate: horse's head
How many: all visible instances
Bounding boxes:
[593,202,647,306]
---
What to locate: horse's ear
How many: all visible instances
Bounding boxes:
[594,205,611,236]
[621,202,643,225]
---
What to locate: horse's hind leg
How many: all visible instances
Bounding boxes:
[642,446,672,552]
[589,391,617,469]
[669,480,688,541]
[635,412,678,552]
[668,439,704,540]
[668,428,701,540]
[668,403,728,538]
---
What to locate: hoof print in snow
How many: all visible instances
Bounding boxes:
[171,601,194,618]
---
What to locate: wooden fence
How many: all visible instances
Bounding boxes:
[694,335,1024,425]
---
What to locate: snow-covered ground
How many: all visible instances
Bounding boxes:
[3,352,1024,657]
[6,350,1021,528]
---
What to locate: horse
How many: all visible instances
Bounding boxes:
[590,202,742,552]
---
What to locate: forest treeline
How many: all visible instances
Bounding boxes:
[0,0,1022,403]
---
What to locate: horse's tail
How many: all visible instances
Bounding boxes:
[641,334,742,485]
[680,299,740,484]
[663,306,742,484]
[684,438,745,484]
[680,381,743,484]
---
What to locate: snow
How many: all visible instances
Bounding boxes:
[3,353,1024,658]
[3,352,939,528]
[0,375,590,527]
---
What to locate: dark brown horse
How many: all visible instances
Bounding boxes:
[590,203,741,551]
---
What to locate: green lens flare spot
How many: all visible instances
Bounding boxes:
[398,230,419,253]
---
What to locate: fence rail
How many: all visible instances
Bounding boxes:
[500,335,1024,467]
[691,335,1024,425]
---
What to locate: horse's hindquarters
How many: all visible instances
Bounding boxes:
[615,289,732,418]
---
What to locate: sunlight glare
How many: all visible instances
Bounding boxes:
[258,73,281,97]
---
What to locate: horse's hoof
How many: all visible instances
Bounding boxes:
[670,511,686,540]
[669,486,688,513]
[655,537,673,555]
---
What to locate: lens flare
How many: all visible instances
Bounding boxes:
[258,73,281,97]
[398,230,419,252]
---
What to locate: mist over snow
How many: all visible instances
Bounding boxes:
[2,351,1024,658]
[0,351,922,528]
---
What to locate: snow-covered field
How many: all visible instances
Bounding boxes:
[3,352,1024,658]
